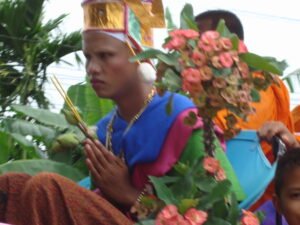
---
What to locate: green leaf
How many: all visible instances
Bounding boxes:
[65,81,114,125]
[212,68,232,77]
[3,118,56,141]
[0,159,85,182]
[135,220,155,225]
[162,69,182,92]
[216,19,232,38]
[0,131,13,164]
[205,218,231,225]
[231,35,240,50]
[129,49,165,62]
[250,89,260,102]
[227,193,241,224]
[170,174,195,199]
[149,176,177,205]
[165,7,177,30]
[239,53,283,75]
[165,93,174,115]
[284,77,294,92]
[200,180,232,209]
[180,4,198,30]
[196,177,218,192]
[155,175,180,184]
[263,57,288,72]
[178,198,199,214]
[157,54,179,67]
[11,104,69,128]
[10,133,42,159]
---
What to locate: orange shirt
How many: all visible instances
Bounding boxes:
[214,77,294,162]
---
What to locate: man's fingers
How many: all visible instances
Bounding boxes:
[85,143,106,172]
[86,158,101,181]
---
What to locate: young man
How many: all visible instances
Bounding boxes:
[0,2,239,225]
[273,149,300,225]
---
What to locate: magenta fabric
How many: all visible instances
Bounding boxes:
[131,108,225,189]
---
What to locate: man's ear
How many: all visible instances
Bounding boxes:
[273,194,282,214]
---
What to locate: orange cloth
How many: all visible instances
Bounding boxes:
[0,173,133,225]
[214,78,295,210]
[215,78,294,162]
[292,105,300,132]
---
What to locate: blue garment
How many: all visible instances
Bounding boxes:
[226,130,277,209]
[96,92,195,169]
[258,200,287,225]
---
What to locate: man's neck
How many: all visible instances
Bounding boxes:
[115,84,153,122]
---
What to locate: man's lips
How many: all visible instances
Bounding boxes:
[91,79,106,85]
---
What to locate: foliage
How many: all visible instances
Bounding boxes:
[0,80,114,179]
[0,159,85,182]
[132,6,283,140]
[0,0,82,115]
[282,68,300,93]
[63,81,114,126]
[131,3,283,224]
[0,104,87,177]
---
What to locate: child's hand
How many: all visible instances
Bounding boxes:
[84,139,139,207]
[258,121,300,150]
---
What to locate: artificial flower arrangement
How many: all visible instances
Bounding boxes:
[131,4,284,225]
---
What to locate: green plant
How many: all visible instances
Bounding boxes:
[130,3,283,224]
[0,0,82,115]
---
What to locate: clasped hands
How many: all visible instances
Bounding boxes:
[84,139,140,207]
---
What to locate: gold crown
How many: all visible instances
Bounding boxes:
[82,0,165,47]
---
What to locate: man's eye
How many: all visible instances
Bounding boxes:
[290,192,300,198]
[98,52,114,60]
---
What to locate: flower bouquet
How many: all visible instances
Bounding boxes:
[131,3,284,225]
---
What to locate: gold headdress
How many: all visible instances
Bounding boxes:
[82,0,165,48]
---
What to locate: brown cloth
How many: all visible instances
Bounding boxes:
[0,172,133,225]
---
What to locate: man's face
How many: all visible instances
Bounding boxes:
[82,31,138,100]
[274,166,300,225]
[196,18,214,33]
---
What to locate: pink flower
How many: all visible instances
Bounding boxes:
[199,66,213,81]
[170,29,199,39]
[163,37,186,50]
[225,72,240,85]
[220,37,233,50]
[221,89,237,106]
[238,90,251,103]
[211,56,222,69]
[184,208,208,225]
[212,41,222,52]
[156,205,188,225]
[198,40,215,52]
[215,168,227,181]
[219,52,234,68]
[241,210,260,225]
[182,79,203,96]
[191,51,206,67]
[203,156,220,174]
[201,30,220,43]
[212,78,227,89]
[230,50,239,62]
[238,40,248,53]
[237,61,249,78]
[181,68,202,83]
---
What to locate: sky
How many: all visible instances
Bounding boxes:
[44,0,300,111]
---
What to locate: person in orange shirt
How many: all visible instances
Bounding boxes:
[195,9,298,209]
[292,105,300,133]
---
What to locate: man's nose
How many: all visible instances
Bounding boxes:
[86,60,102,76]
